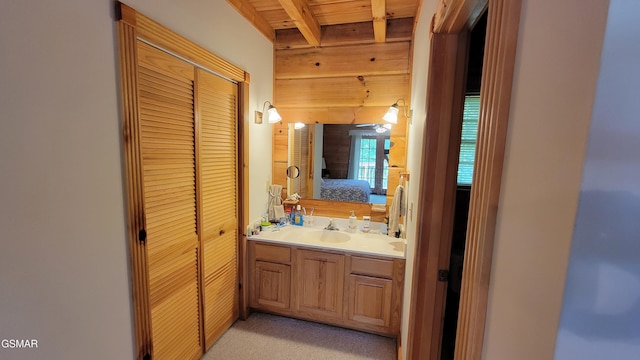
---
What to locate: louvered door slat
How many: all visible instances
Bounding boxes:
[138,41,201,360]
[139,81,193,102]
[139,111,195,129]
[139,68,194,91]
[196,69,239,349]
[203,232,238,347]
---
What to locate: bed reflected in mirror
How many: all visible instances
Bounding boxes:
[289,123,389,205]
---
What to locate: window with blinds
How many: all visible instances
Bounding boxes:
[457,95,480,185]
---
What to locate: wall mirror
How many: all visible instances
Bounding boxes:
[286,121,400,206]
[285,165,300,179]
[271,23,412,217]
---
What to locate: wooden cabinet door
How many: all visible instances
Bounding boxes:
[196,69,240,349]
[348,274,393,328]
[295,250,345,319]
[253,261,291,309]
[137,41,202,360]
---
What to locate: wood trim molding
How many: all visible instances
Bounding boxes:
[115,16,152,360]
[117,2,246,83]
[239,79,251,320]
[406,31,469,360]
[433,0,488,33]
[408,0,521,359]
[454,1,522,358]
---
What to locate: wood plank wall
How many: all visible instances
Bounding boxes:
[272,19,413,208]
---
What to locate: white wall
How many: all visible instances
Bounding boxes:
[483,0,610,359]
[555,1,640,358]
[0,0,273,359]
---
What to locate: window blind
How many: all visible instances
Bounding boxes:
[457,95,480,185]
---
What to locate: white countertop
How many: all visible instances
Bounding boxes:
[247,220,405,259]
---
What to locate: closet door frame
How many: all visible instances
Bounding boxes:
[115,3,250,359]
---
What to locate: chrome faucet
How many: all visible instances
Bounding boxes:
[324,218,339,231]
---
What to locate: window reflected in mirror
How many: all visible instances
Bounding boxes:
[289,123,389,205]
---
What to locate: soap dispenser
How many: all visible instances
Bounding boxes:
[348,210,357,232]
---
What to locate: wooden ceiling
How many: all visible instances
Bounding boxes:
[226,0,422,46]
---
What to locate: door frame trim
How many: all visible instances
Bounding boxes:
[406,0,522,359]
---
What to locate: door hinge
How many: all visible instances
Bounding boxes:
[138,228,147,244]
[438,269,449,282]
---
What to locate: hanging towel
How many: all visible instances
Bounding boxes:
[267,184,283,222]
[388,184,406,237]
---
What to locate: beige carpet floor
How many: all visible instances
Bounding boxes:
[202,312,397,360]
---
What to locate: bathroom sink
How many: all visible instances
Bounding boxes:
[282,229,351,243]
[308,230,350,243]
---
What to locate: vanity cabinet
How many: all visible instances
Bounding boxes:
[347,256,396,329]
[249,243,292,311]
[295,249,345,319]
[249,240,404,336]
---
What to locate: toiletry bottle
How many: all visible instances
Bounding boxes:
[362,215,371,232]
[285,207,292,224]
[349,210,357,232]
[295,204,304,226]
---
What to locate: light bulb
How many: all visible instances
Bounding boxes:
[382,104,399,124]
[267,105,282,123]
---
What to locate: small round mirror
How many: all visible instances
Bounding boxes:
[286,165,300,179]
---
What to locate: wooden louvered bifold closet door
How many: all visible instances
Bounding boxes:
[137,42,202,360]
[291,126,310,198]
[196,69,239,349]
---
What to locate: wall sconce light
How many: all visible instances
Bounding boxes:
[255,101,282,124]
[382,99,411,124]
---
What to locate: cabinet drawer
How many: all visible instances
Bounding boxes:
[254,243,291,264]
[350,256,394,279]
